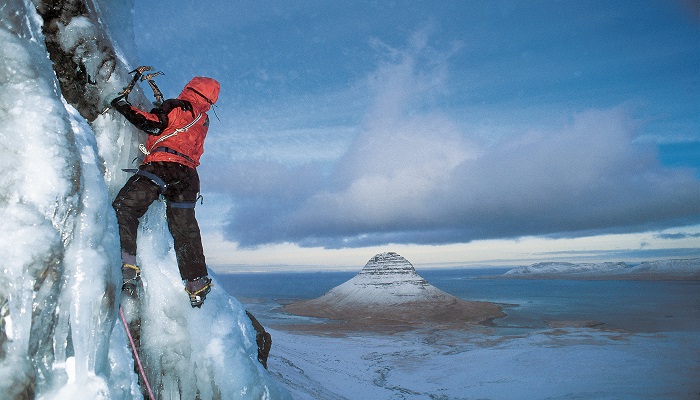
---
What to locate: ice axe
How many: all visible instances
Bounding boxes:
[141,71,165,106]
[119,66,153,97]
[100,66,153,114]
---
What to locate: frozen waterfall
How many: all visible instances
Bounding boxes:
[0,1,290,398]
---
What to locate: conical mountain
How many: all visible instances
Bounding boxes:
[285,252,504,328]
[305,252,459,305]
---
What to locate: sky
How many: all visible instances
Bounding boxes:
[130,0,700,271]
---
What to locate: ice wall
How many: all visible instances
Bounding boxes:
[0,1,290,398]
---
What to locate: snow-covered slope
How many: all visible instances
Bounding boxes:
[317,252,456,305]
[285,252,503,326]
[626,258,700,278]
[504,258,700,279]
[505,261,630,276]
[0,1,290,399]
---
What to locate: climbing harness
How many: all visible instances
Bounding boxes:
[168,199,198,209]
[120,307,154,399]
[120,169,203,209]
[122,168,167,193]
[138,143,198,165]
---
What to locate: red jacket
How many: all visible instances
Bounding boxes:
[116,76,220,168]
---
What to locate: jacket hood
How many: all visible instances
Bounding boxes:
[179,76,220,110]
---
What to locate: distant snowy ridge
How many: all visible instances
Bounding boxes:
[504,258,700,279]
[505,262,629,275]
[285,252,504,326]
[630,258,700,274]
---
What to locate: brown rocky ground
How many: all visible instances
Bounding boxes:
[282,297,506,335]
[281,252,507,335]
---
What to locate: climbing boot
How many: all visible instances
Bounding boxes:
[121,263,141,297]
[185,276,213,308]
[120,263,142,328]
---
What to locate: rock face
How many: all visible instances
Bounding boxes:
[284,252,504,328]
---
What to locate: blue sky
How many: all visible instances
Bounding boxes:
[132,1,699,270]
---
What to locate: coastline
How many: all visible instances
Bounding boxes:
[280,298,506,335]
[491,273,700,281]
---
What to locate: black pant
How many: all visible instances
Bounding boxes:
[112,162,207,280]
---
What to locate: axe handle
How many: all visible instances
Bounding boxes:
[146,79,164,104]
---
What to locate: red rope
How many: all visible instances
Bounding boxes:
[120,307,155,399]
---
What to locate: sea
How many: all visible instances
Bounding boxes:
[214,268,700,399]
[215,267,700,334]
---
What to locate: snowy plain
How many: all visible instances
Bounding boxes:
[269,328,699,400]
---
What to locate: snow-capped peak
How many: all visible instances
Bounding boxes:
[323,252,451,305]
[284,252,505,327]
[352,251,430,286]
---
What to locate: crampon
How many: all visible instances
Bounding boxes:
[185,276,213,308]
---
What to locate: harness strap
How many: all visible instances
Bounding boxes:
[168,201,196,209]
[167,194,202,210]
[152,146,196,164]
[122,168,167,193]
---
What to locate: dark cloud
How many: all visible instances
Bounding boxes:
[655,232,700,240]
[210,26,700,249]
[219,96,700,249]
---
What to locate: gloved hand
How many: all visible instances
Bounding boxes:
[160,99,193,114]
[110,94,129,108]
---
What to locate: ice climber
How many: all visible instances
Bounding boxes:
[111,76,220,308]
